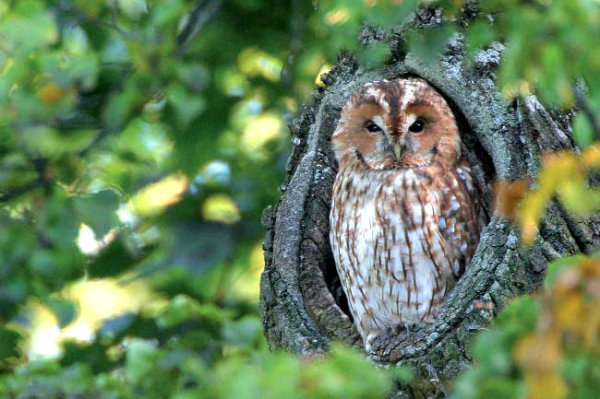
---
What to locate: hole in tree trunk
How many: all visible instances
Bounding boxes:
[319,74,496,325]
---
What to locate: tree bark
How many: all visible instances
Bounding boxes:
[259,7,600,398]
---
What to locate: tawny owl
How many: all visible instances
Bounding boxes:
[329,78,487,350]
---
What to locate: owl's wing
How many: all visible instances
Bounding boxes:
[438,165,485,279]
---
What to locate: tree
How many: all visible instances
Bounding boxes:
[260,2,600,397]
[1,0,600,398]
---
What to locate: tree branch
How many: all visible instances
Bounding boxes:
[0,155,51,203]
[176,0,223,54]
[0,179,46,203]
[77,128,111,158]
[51,0,139,41]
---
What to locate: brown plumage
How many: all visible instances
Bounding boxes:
[329,78,487,350]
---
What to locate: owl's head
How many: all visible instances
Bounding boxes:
[332,78,461,170]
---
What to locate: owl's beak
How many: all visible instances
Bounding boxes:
[393,143,403,159]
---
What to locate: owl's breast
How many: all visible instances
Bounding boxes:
[330,165,481,344]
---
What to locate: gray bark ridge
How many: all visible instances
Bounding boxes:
[259,18,600,398]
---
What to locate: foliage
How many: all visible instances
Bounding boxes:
[477,0,600,248]
[457,2,600,399]
[1,0,600,397]
[1,337,402,399]
[476,0,600,110]
[495,144,600,244]
[452,255,600,399]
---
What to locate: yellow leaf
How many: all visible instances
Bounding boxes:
[524,371,567,399]
[514,332,561,372]
[127,174,188,217]
[230,242,264,302]
[517,190,550,245]
[582,144,600,168]
[516,150,588,245]
[558,179,598,216]
[38,83,65,106]
[553,292,584,333]
[202,194,241,224]
[240,113,284,160]
[324,7,350,25]
[580,259,600,279]
[583,301,600,350]
[237,47,282,82]
[493,178,530,219]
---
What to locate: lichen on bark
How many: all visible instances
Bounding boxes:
[259,7,600,398]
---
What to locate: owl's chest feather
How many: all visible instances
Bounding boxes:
[330,164,480,345]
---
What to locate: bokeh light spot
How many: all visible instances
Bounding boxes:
[127,174,188,217]
[202,194,241,224]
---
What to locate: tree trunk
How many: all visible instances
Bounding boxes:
[259,7,600,398]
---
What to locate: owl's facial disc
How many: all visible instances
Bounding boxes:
[333,77,461,170]
[360,117,406,164]
[384,113,419,161]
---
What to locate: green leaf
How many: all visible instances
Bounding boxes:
[21,127,94,159]
[168,85,206,128]
[0,327,22,365]
[125,339,160,386]
[86,237,154,278]
[465,20,497,58]
[0,0,58,53]
[544,254,590,290]
[157,295,227,329]
[364,0,418,29]
[45,297,78,329]
[573,111,595,149]
[408,24,456,64]
[493,296,539,332]
[103,81,144,132]
[74,190,121,237]
[60,340,115,374]
[118,0,148,19]
[357,42,389,69]
[223,316,263,349]
[41,190,81,249]
[471,330,513,375]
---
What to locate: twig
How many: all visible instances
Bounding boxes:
[78,128,111,157]
[176,0,223,55]
[51,0,139,41]
[0,156,51,203]
[0,179,47,203]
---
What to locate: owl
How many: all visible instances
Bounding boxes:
[329,78,486,350]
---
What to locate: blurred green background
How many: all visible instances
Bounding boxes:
[1,1,600,398]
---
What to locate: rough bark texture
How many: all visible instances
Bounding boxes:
[260,7,600,398]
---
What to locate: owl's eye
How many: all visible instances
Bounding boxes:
[365,121,383,134]
[409,119,425,133]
